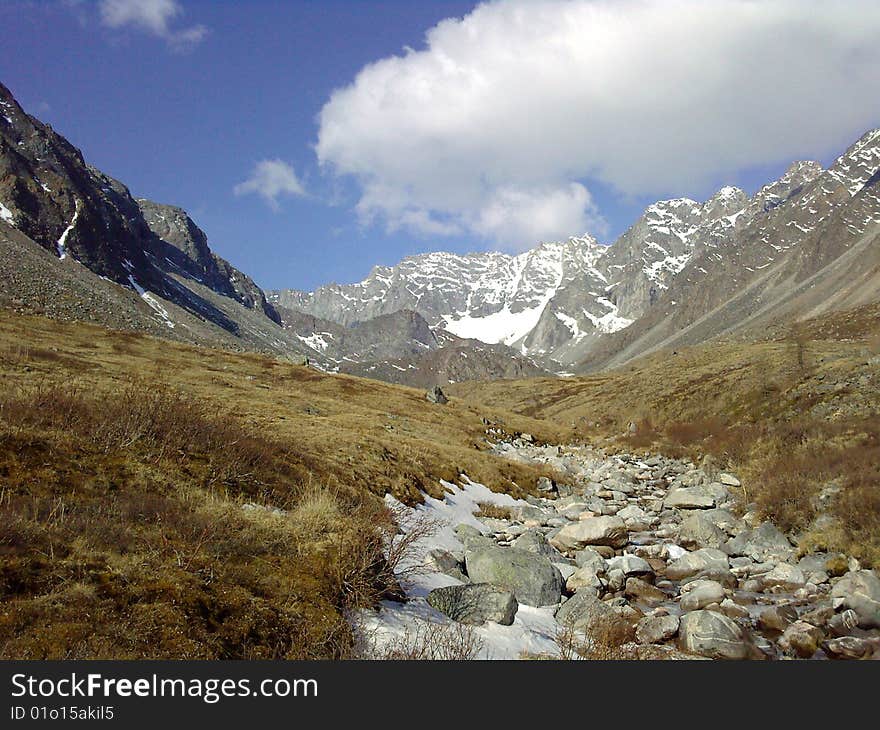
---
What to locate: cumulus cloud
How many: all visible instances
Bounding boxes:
[234,159,307,210]
[99,0,207,49]
[317,0,880,249]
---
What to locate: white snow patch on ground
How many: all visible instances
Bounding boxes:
[354,478,562,660]
[296,332,332,351]
[0,201,14,225]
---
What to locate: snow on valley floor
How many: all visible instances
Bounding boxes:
[355,479,563,660]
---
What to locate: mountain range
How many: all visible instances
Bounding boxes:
[2,79,879,385]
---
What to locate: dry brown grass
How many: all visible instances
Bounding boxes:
[554,614,635,660]
[364,622,484,660]
[474,502,515,520]
[0,309,567,658]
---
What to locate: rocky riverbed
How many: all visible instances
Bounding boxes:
[356,438,880,660]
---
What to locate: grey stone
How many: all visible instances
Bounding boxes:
[778,621,824,658]
[465,547,564,607]
[822,636,880,660]
[427,583,518,625]
[426,386,448,404]
[757,604,799,632]
[607,554,654,578]
[555,591,618,632]
[679,610,750,660]
[548,516,628,552]
[664,486,715,510]
[636,614,680,644]
[679,512,728,549]
[425,549,468,583]
[762,563,806,591]
[680,580,726,612]
[831,570,880,629]
[724,522,794,563]
[665,548,730,581]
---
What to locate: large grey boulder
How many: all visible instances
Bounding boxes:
[831,570,880,629]
[664,487,715,510]
[762,563,806,591]
[724,522,794,563]
[607,554,654,578]
[665,548,730,581]
[512,529,560,558]
[679,610,751,659]
[566,565,604,594]
[549,516,628,552]
[679,580,726,611]
[555,590,618,632]
[574,546,607,573]
[679,512,727,549]
[427,584,518,626]
[465,547,564,607]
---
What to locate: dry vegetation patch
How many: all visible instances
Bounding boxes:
[0,310,566,658]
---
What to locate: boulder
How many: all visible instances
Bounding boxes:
[426,386,448,404]
[555,590,618,632]
[664,487,715,510]
[778,621,824,659]
[606,554,654,578]
[549,516,628,552]
[679,512,727,549]
[679,580,726,612]
[566,565,604,594]
[425,549,468,583]
[511,529,559,557]
[830,570,880,629]
[757,604,799,633]
[636,614,680,644]
[427,584,518,625]
[822,636,880,660]
[762,563,806,591]
[625,577,668,604]
[679,610,751,660]
[465,547,564,607]
[724,522,794,563]
[665,548,730,581]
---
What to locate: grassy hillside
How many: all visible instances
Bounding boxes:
[451,302,880,566]
[0,311,568,659]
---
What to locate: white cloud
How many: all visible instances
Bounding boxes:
[234,159,307,210]
[474,183,604,246]
[99,0,207,49]
[317,0,880,249]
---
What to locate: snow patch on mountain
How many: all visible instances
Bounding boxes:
[56,200,80,260]
[0,201,14,225]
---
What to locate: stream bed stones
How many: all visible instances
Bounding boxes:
[418,441,880,659]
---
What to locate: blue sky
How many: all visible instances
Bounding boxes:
[1,1,879,291]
